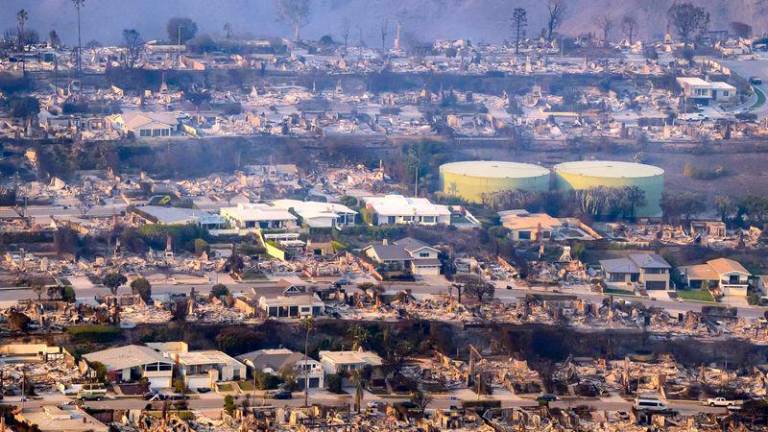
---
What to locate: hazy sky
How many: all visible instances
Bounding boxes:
[0,0,750,46]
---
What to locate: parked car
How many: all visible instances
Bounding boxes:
[749,76,763,85]
[537,394,558,403]
[705,397,742,407]
[267,390,292,400]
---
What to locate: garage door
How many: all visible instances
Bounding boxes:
[645,281,667,290]
[308,377,320,388]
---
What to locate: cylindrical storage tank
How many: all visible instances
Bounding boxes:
[553,160,664,217]
[439,161,551,204]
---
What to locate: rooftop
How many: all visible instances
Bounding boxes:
[319,350,383,366]
[363,195,450,217]
[83,345,171,372]
[554,160,664,178]
[439,161,550,179]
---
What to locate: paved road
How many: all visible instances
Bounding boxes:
[1,276,765,319]
[721,58,768,119]
[3,391,728,416]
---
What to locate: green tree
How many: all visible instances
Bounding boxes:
[223,395,236,415]
[130,277,152,303]
[61,285,76,302]
[193,238,209,255]
[348,325,369,350]
[102,272,127,296]
[326,373,342,393]
[210,283,229,299]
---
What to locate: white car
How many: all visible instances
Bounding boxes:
[705,397,742,407]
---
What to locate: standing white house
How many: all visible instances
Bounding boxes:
[318,349,383,375]
[362,195,451,226]
[270,199,357,229]
[220,203,298,231]
[82,345,174,390]
[147,342,246,390]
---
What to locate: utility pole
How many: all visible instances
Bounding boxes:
[72,0,85,75]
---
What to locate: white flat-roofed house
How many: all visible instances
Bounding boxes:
[710,81,737,103]
[677,77,737,105]
[14,405,109,432]
[319,349,383,375]
[129,206,226,230]
[362,195,450,226]
[170,350,247,390]
[220,203,298,231]
[677,77,713,103]
[271,199,357,229]
[259,290,325,319]
[82,345,174,389]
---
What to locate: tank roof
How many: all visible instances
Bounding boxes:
[440,161,550,179]
[554,160,664,178]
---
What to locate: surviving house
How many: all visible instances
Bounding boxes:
[363,240,412,273]
[156,342,246,390]
[318,349,383,375]
[82,345,174,389]
[129,206,226,230]
[393,237,442,276]
[117,112,179,138]
[258,286,325,319]
[679,258,751,296]
[237,348,325,389]
[220,203,297,231]
[271,199,357,229]
[362,195,451,226]
[600,253,671,291]
[676,77,737,105]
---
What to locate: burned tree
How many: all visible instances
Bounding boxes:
[594,15,613,47]
[621,15,638,44]
[545,0,567,41]
[275,0,311,41]
[667,2,709,47]
[122,28,144,69]
[511,8,527,54]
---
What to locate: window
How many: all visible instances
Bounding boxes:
[519,231,531,240]
[419,252,430,258]
[140,129,151,137]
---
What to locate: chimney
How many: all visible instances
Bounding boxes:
[382,239,388,246]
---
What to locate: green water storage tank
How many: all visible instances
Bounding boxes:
[554,160,664,217]
[439,161,551,204]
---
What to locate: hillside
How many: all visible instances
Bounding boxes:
[1,0,764,46]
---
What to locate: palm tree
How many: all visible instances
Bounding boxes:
[72,0,85,73]
[300,316,314,407]
[16,10,28,74]
[351,369,364,412]
[348,325,369,351]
